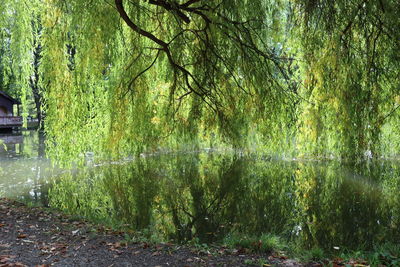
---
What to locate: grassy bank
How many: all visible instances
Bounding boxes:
[220,233,400,266]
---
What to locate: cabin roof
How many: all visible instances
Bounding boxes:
[0,91,21,104]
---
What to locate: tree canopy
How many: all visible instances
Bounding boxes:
[0,0,399,163]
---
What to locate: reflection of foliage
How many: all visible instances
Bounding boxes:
[293,162,400,250]
[48,154,400,249]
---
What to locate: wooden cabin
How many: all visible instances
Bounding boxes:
[0,91,22,129]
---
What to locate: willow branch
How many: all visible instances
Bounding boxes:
[180,0,202,8]
[148,0,191,23]
[115,0,168,48]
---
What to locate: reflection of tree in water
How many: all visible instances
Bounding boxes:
[47,154,400,249]
[161,156,297,244]
[102,159,160,230]
[0,131,51,204]
[32,133,48,206]
[293,162,400,250]
[163,155,247,243]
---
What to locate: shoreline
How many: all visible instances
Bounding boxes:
[0,198,304,267]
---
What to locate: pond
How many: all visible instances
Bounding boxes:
[0,131,57,204]
[1,131,399,251]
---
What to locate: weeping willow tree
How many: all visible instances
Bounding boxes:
[37,0,294,162]
[1,0,400,162]
[293,0,400,159]
[0,0,39,119]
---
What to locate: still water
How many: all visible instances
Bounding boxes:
[1,132,399,250]
[0,131,56,204]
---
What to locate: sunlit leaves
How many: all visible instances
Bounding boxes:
[2,0,400,162]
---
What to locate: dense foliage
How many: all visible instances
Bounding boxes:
[1,0,399,162]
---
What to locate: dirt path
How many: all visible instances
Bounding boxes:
[0,198,304,267]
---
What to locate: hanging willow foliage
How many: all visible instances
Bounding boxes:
[293,0,400,159]
[0,0,39,120]
[36,0,294,163]
[1,0,399,163]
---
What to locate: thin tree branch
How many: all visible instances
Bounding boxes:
[115,0,168,48]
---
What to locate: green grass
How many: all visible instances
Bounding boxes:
[335,243,400,266]
[222,232,400,266]
[288,242,400,266]
[223,233,287,253]
[299,247,325,262]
